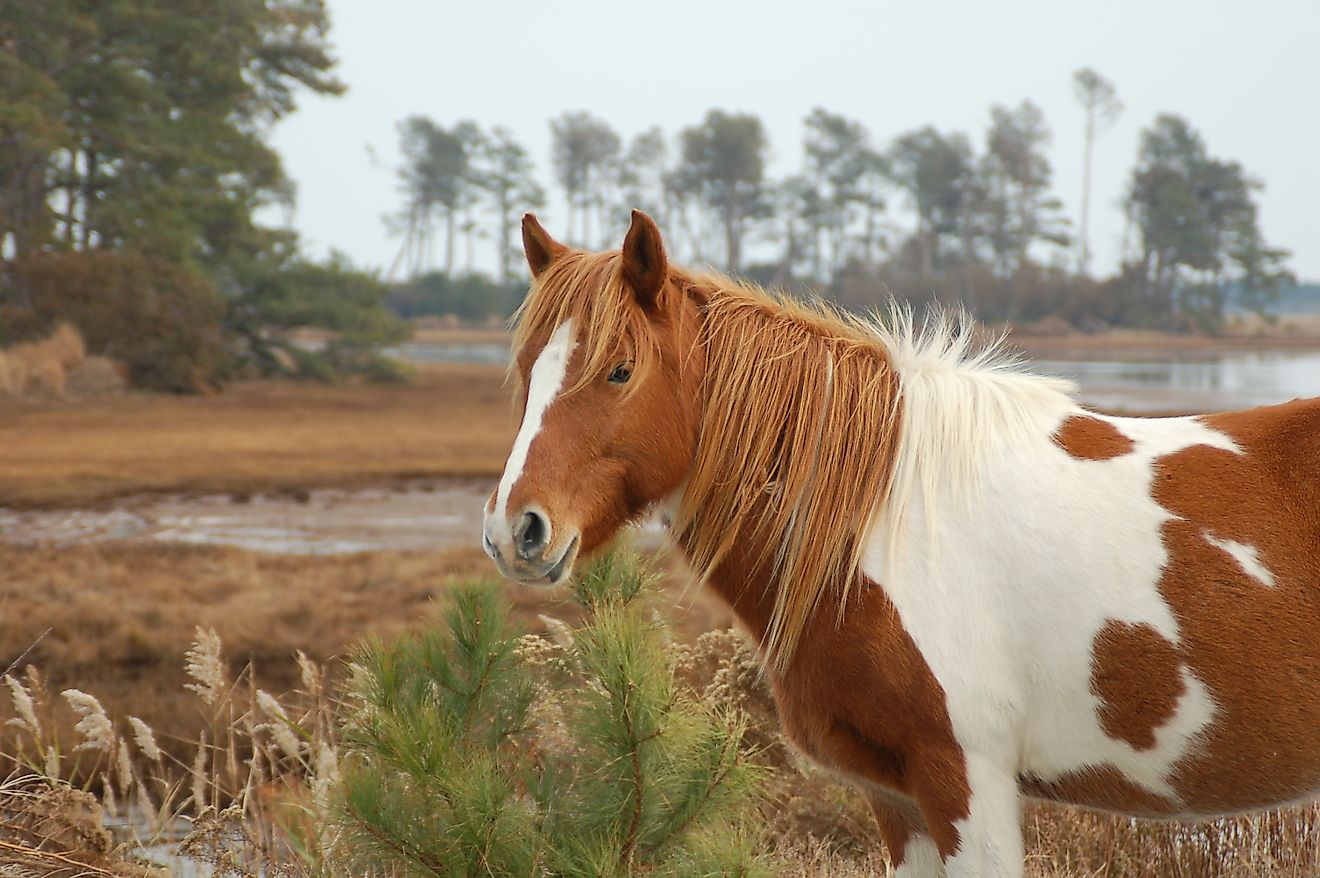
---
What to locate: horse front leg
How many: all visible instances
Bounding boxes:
[906,747,1025,878]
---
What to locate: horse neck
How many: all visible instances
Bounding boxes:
[667,283,901,657]
[680,533,780,645]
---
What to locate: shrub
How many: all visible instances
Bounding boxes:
[2,250,227,392]
[385,271,526,322]
[224,251,410,383]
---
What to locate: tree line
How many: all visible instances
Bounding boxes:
[0,1,1298,397]
[393,69,1293,332]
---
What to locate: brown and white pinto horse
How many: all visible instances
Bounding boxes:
[481,210,1320,877]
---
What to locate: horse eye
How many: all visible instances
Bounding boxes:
[608,362,633,384]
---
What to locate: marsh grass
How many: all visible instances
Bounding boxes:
[2,625,342,877]
[1,549,1316,877]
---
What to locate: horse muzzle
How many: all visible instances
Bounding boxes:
[482,506,580,586]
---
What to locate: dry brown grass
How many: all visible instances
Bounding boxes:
[0,363,514,508]
[0,774,161,877]
[0,542,490,762]
[0,540,731,770]
[0,322,89,400]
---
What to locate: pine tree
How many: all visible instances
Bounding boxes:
[335,549,771,878]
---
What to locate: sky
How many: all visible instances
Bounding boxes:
[262,0,1320,282]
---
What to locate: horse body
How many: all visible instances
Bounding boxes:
[484,211,1320,877]
[896,402,1320,818]
[695,395,1320,874]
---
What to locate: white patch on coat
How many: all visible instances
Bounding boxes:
[492,319,575,523]
[863,386,1243,818]
[1203,533,1277,588]
[866,309,1077,573]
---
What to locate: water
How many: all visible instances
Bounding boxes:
[1032,350,1320,414]
[103,811,202,877]
[0,482,492,555]
[386,340,510,365]
[388,340,1320,414]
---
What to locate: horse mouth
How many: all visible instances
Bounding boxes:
[523,535,579,586]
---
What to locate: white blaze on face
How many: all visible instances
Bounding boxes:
[493,319,576,523]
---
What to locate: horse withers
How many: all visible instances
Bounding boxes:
[481,210,1320,878]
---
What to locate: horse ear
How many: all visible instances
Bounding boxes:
[620,209,668,311]
[522,213,565,277]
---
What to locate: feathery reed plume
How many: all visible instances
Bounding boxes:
[113,737,133,795]
[192,731,209,811]
[184,627,225,705]
[127,716,162,763]
[295,650,321,698]
[256,690,303,762]
[311,741,339,814]
[61,689,114,753]
[4,676,41,739]
[101,775,118,818]
[537,614,576,650]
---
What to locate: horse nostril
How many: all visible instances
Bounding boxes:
[514,510,549,560]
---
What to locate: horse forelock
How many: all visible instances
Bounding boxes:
[510,250,663,402]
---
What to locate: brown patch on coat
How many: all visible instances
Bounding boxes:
[1090,621,1185,751]
[866,792,927,869]
[1020,766,1177,817]
[1147,400,1320,813]
[1053,414,1135,460]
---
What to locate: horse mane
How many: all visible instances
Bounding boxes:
[664,270,902,670]
[866,309,1078,582]
[515,250,1077,671]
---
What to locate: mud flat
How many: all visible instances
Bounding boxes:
[0,479,493,555]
